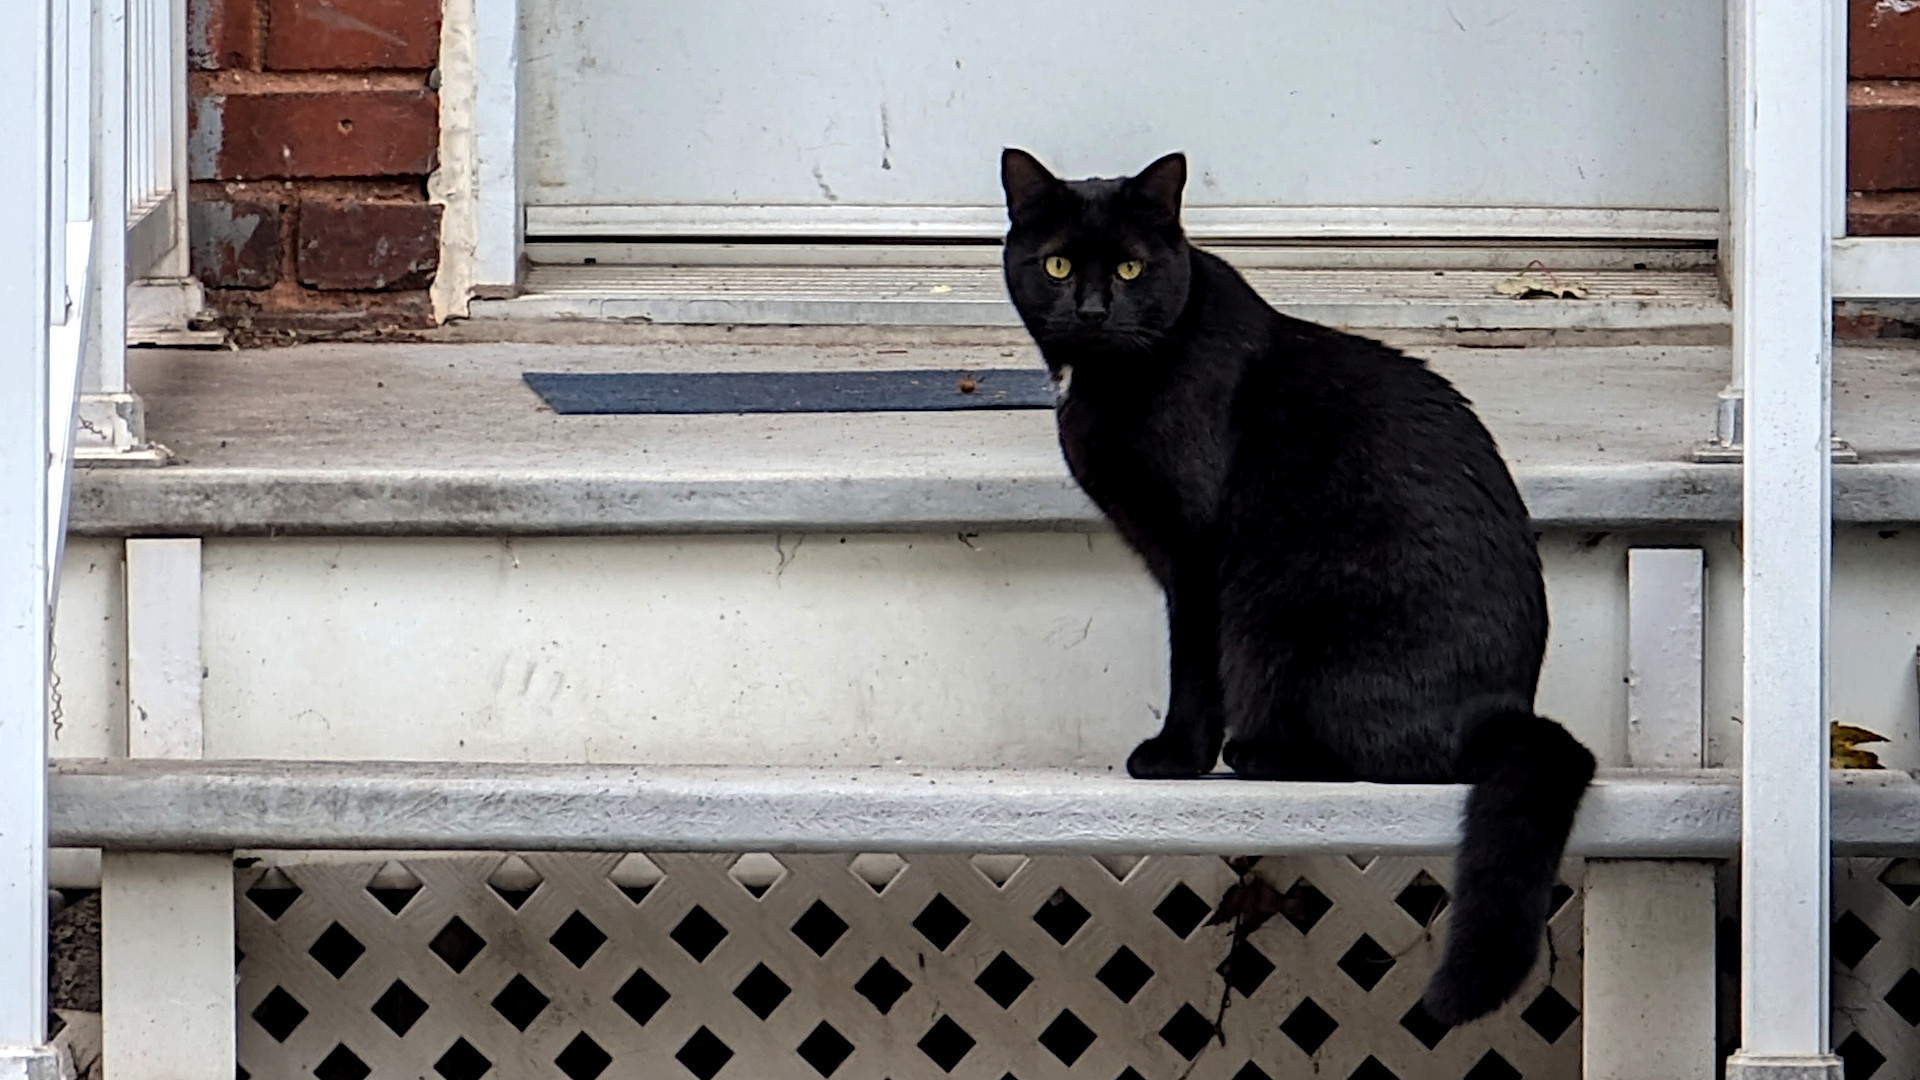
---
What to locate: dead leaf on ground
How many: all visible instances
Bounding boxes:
[1832,721,1889,769]
[1208,875,1289,938]
[1493,272,1590,300]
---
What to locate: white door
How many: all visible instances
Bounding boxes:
[519,0,1726,242]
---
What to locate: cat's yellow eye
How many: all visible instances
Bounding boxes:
[1043,255,1072,280]
[1116,260,1144,281]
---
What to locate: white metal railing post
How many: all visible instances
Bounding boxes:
[472,0,521,296]
[1699,0,1859,464]
[74,0,173,463]
[1726,0,1840,1075]
[89,0,126,400]
[165,0,188,277]
[0,0,57,1076]
[47,0,97,611]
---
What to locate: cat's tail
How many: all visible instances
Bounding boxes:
[1420,709,1595,1025]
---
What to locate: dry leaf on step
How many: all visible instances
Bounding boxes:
[1493,272,1590,300]
[1831,722,1889,769]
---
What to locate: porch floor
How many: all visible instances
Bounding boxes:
[67,333,1920,534]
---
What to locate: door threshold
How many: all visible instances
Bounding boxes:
[471,260,1727,333]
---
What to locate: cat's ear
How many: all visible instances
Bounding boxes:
[1002,148,1061,222]
[1127,152,1187,221]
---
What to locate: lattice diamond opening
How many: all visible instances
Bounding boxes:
[373,980,429,1036]
[251,986,307,1043]
[1835,910,1882,969]
[612,966,668,1026]
[1098,946,1154,1003]
[672,906,728,961]
[1280,996,1339,1055]
[1520,987,1579,1044]
[433,1037,490,1080]
[368,861,422,915]
[314,1042,370,1080]
[487,855,541,911]
[734,963,791,1020]
[1465,1049,1523,1080]
[246,872,301,920]
[676,1027,732,1080]
[1038,1009,1096,1065]
[794,900,849,956]
[237,853,1583,1079]
[919,1014,977,1073]
[490,975,548,1031]
[798,1021,855,1076]
[554,1032,612,1080]
[1033,889,1091,945]
[975,952,1033,1008]
[915,894,971,951]
[1218,940,1275,997]
[855,958,911,1015]
[1351,1056,1400,1080]
[1282,878,1335,934]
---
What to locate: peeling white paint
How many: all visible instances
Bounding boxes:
[430,0,480,322]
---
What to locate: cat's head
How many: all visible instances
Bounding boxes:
[1000,149,1193,356]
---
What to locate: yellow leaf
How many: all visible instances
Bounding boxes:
[1831,722,1889,769]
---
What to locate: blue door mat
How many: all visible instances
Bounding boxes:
[522,369,1056,415]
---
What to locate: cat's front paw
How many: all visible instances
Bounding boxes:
[1127,735,1211,779]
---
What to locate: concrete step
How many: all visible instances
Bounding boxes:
[41,760,1920,856]
[47,760,1749,856]
[42,336,1920,781]
[74,336,1920,535]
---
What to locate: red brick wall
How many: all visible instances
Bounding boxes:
[1850,0,1920,235]
[188,0,442,335]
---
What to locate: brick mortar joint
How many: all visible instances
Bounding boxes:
[192,72,435,94]
[1849,80,1920,105]
[192,179,432,201]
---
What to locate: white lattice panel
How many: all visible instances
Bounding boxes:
[236,854,1585,1080]
[1833,857,1920,1079]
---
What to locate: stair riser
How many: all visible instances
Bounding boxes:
[46,529,1916,771]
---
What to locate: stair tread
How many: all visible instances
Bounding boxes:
[73,337,1920,533]
[51,759,1759,856]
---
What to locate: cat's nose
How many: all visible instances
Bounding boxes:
[1077,304,1109,326]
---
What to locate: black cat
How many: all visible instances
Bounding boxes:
[1000,148,1595,1024]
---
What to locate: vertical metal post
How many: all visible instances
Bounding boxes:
[89,0,126,399]
[1726,0,1839,1075]
[66,0,92,230]
[472,0,520,294]
[164,0,188,277]
[1829,0,1847,243]
[48,0,67,327]
[74,0,168,464]
[0,0,57,1075]
[1704,0,1750,461]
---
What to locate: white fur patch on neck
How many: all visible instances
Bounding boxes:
[1053,364,1074,403]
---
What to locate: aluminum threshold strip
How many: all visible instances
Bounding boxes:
[476,264,1729,331]
[524,204,1724,243]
